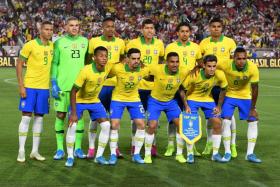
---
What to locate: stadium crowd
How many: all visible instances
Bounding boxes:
[0,0,279,56]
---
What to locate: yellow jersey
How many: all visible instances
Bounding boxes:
[110,63,150,102]
[182,69,228,102]
[126,36,164,90]
[220,60,259,99]
[151,64,190,102]
[88,35,125,86]
[19,38,53,89]
[165,41,202,70]
[74,62,113,103]
[199,35,236,69]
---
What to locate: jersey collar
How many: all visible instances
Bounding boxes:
[125,63,140,72]
[200,69,211,80]
[65,34,79,40]
[35,37,50,46]
[210,35,224,43]
[140,36,155,45]
[164,65,178,75]
[177,41,191,46]
[232,61,248,72]
[92,61,105,73]
[101,35,116,42]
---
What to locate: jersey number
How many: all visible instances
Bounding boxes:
[125,82,135,89]
[166,83,173,90]
[71,50,80,58]
[43,56,48,65]
[183,57,188,65]
[143,56,152,64]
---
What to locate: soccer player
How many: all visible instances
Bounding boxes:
[126,18,164,156]
[51,17,88,160]
[181,55,228,163]
[65,47,112,167]
[87,17,125,158]
[108,48,149,165]
[220,47,261,163]
[164,22,202,157]
[16,21,53,162]
[144,52,190,164]
[199,17,237,156]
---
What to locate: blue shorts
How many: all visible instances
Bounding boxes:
[147,97,181,122]
[187,100,219,119]
[211,86,220,105]
[99,86,114,112]
[139,89,151,111]
[19,88,49,114]
[221,97,256,121]
[110,101,145,120]
[75,103,107,121]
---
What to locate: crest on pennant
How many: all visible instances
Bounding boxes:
[179,112,202,144]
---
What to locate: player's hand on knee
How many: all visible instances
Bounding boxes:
[19,86,26,98]
[51,79,61,99]
[249,108,258,120]
[69,114,78,127]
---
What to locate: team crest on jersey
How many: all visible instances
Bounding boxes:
[168,79,173,83]
[44,51,48,56]
[146,49,150,55]
[114,46,119,51]
[81,44,86,48]
[21,101,26,108]
[72,43,77,49]
[129,76,134,81]
[213,47,217,54]
[191,51,195,57]
[154,50,158,55]
[183,51,187,56]
[221,47,225,52]
[243,76,248,80]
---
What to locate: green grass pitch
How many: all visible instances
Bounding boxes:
[0,68,279,186]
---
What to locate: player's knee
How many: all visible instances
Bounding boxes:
[22,112,32,117]
[56,112,66,120]
[211,118,222,134]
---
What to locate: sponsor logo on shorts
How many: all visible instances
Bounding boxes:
[21,101,26,108]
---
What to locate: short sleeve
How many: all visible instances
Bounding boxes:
[88,38,95,55]
[250,64,259,83]
[217,70,228,89]
[19,42,31,61]
[74,68,87,88]
[158,40,165,57]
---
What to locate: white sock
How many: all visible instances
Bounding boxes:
[176,133,184,155]
[131,120,137,147]
[247,121,258,155]
[145,133,154,156]
[186,143,194,155]
[222,119,232,154]
[31,116,43,153]
[18,116,31,152]
[96,121,110,158]
[134,129,145,155]
[88,120,98,149]
[168,122,176,146]
[212,134,222,155]
[66,123,77,158]
[231,116,237,145]
[206,119,213,143]
[110,129,118,155]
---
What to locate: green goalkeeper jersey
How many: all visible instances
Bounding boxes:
[51,34,88,91]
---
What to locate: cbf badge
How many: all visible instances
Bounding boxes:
[179,112,202,144]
